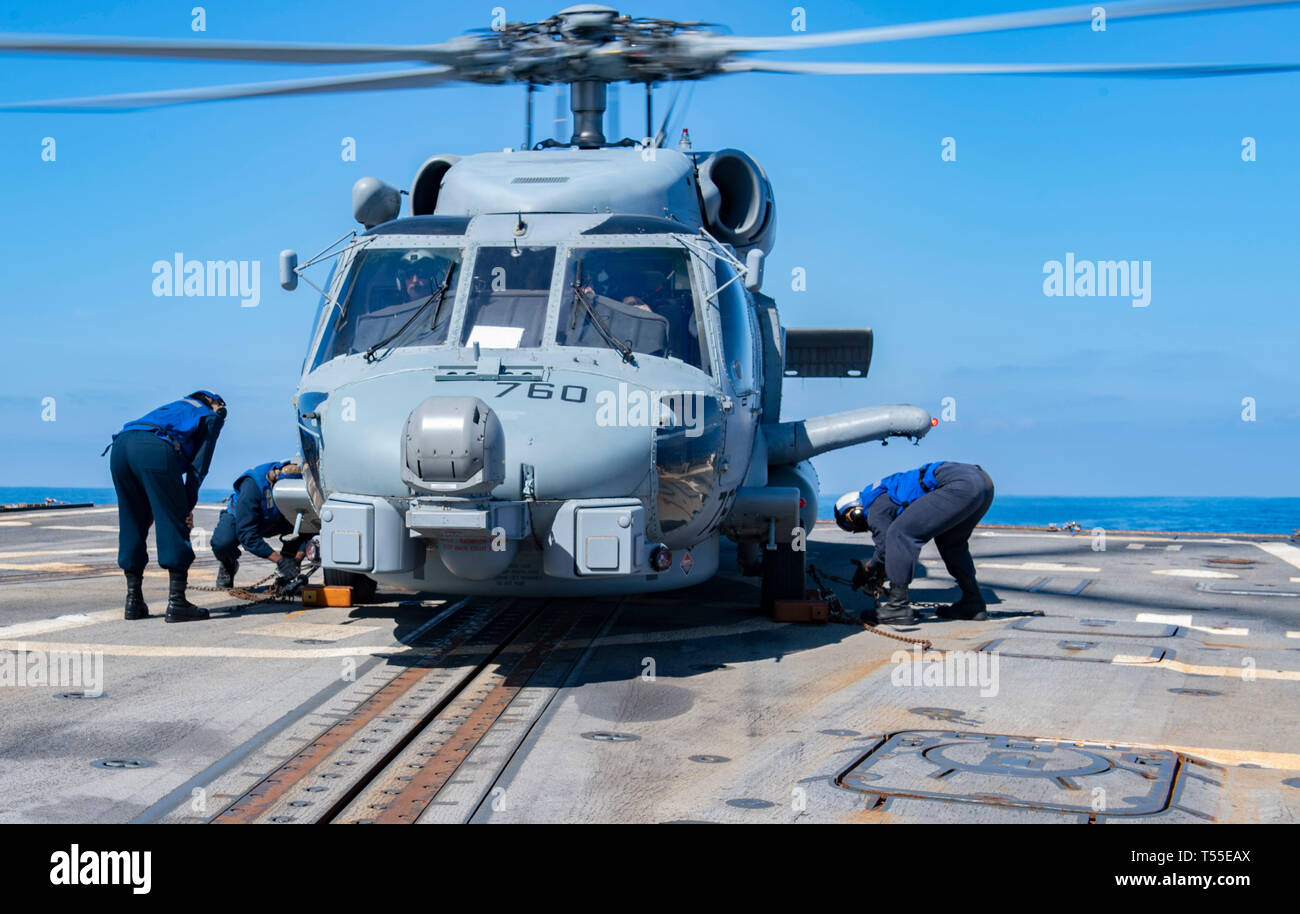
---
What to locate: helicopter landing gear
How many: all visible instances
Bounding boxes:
[737,541,764,577]
[323,568,378,604]
[760,542,806,616]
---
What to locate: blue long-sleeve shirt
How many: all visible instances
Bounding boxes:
[184,413,224,511]
[230,476,294,559]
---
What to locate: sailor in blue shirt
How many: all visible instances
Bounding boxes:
[108,391,226,622]
[834,461,995,626]
[210,461,305,588]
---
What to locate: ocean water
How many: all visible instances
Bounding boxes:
[819,494,1300,535]
[3,488,1296,535]
[0,487,228,508]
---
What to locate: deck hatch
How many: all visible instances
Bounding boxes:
[976,637,1170,663]
[1010,617,1179,638]
[838,730,1220,819]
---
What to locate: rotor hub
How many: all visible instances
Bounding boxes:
[557,5,620,40]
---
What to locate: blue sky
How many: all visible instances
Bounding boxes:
[0,0,1297,497]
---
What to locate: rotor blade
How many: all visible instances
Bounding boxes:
[0,66,462,111]
[0,33,479,65]
[699,0,1300,53]
[721,59,1300,77]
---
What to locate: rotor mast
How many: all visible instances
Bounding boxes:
[568,78,606,147]
[557,5,620,148]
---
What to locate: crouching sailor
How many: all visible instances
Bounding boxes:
[211,460,305,588]
[107,391,226,622]
[834,461,995,626]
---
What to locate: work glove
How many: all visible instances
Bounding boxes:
[852,561,886,597]
[276,554,299,582]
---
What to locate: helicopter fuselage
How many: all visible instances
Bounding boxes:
[290,206,764,595]
[275,147,929,597]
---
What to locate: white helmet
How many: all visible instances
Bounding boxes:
[834,490,865,533]
[397,250,436,277]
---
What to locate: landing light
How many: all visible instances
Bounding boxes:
[649,544,672,573]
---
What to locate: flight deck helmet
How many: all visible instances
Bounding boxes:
[189,390,227,419]
[834,490,867,533]
[397,251,438,296]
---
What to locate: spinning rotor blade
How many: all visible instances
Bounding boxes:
[722,59,1300,77]
[0,33,478,65]
[1,0,1297,113]
[0,66,460,111]
[696,0,1300,53]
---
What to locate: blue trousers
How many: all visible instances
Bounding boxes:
[110,430,194,573]
[883,463,994,588]
[211,509,300,566]
[211,511,242,566]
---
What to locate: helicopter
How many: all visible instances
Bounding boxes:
[5,1,1297,604]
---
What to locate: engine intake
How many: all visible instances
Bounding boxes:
[697,148,776,255]
[410,154,460,216]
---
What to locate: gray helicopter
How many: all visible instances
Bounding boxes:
[5,1,1297,603]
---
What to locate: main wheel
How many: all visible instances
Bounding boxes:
[324,568,378,603]
[760,543,806,615]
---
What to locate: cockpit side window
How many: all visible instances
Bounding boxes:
[556,247,708,372]
[310,246,461,368]
[303,256,345,376]
[459,246,556,348]
[714,257,759,394]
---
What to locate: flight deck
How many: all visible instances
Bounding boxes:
[0,502,1297,824]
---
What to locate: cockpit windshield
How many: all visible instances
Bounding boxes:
[310,246,461,368]
[460,246,556,349]
[557,247,707,372]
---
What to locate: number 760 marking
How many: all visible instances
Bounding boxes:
[495,382,587,403]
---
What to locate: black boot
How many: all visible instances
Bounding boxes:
[874,583,916,625]
[165,569,210,623]
[124,572,149,620]
[215,559,238,589]
[938,579,988,621]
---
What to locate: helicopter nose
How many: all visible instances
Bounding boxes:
[402,395,505,496]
